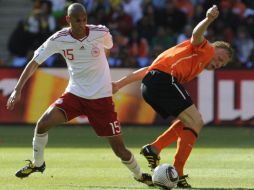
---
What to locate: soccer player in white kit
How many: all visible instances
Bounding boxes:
[6,3,153,186]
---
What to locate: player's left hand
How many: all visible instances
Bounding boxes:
[206,5,219,21]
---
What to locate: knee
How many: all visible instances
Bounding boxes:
[195,115,204,129]
[182,114,204,134]
[36,117,50,134]
[191,115,204,134]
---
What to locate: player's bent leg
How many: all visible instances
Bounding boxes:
[107,134,131,160]
[177,104,204,134]
[36,106,68,134]
[35,106,67,164]
[172,105,203,186]
[107,135,153,186]
[15,106,67,178]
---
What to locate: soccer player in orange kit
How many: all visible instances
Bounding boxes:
[112,5,233,188]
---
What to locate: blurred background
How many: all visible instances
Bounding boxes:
[0,0,254,126]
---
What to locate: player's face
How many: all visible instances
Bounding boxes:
[67,12,87,34]
[206,48,230,70]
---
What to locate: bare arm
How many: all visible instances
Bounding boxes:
[105,48,110,58]
[112,67,148,94]
[191,5,219,45]
[6,59,39,110]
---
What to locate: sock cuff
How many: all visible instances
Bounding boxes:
[183,127,198,138]
[36,132,48,137]
[121,154,134,164]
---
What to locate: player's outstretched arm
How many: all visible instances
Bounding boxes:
[191,5,219,45]
[6,60,39,110]
[112,67,148,94]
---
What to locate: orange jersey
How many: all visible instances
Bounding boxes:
[148,39,215,84]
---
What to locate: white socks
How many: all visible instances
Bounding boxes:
[122,154,142,179]
[32,132,48,167]
[32,132,143,180]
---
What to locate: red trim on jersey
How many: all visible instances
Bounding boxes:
[58,30,69,34]
[90,28,108,32]
[57,30,68,34]
[51,32,69,40]
[88,25,108,32]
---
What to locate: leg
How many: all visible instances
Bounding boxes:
[150,119,184,154]
[85,97,153,186]
[106,135,153,186]
[15,106,67,178]
[173,105,203,188]
[36,106,67,134]
[141,103,202,167]
[33,106,67,166]
[140,71,195,171]
[140,120,184,170]
[107,134,132,161]
[107,135,140,178]
[177,104,204,134]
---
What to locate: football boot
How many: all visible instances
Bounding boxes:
[134,173,154,186]
[15,160,46,178]
[177,175,191,188]
[140,144,160,170]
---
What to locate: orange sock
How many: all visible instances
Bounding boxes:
[151,120,184,153]
[173,127,197,176]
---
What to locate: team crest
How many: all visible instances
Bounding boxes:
[91,47,100,57]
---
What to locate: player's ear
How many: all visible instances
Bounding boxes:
[66,16,70,24]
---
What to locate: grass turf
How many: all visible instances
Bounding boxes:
[0,125,254,190]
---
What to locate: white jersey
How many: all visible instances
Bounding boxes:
[33,25,113,99]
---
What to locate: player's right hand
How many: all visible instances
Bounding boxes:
[6,90,21,110]
[206,5,219,21]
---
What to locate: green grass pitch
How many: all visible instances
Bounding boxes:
[0,125,254,190]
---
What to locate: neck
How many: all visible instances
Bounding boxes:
[70,28,87,39]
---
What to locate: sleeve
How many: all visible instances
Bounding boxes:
[103,31,113,49]
[32,37,59,65]
[193,39,215,63]
[193,38,207,50]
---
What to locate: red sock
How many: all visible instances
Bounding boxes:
[173,128,197,176]
[151,120,184,153]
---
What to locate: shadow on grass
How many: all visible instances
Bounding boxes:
[54,184,254,190]
[56,184,150,189]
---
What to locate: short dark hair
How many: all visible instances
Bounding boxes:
[67,3,86,16]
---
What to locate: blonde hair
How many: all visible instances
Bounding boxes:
[212,41,234,60]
